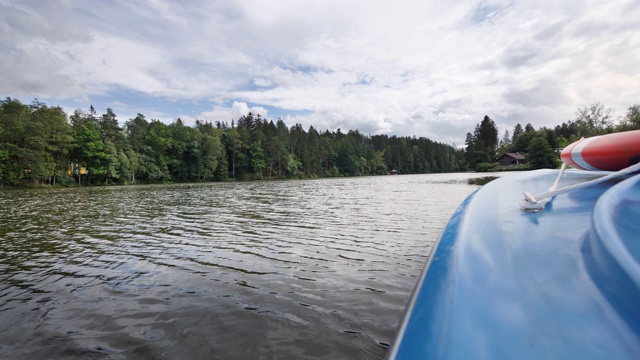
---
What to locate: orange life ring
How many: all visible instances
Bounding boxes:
[560,130,640,171]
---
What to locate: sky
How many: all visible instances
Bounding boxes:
[2,0,639,146]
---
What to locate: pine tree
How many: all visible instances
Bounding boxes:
[527,137,558,169]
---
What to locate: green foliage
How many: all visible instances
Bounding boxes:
[527,137,559,169]
[20,97,640,187]
[573,102,612,137]
[370,150,387,175]
[0,143,23,185]
[467,102,639,174]
[1,98,75,185]
[511,123,523,143]
[465,115,498,171]
[2,98,466,187]
[475,162,498,172]
[496,130,511,158]
[511,130,536,153]
[117,149,132,184]
[56,173,76,186]
[619,105,640,131]
[468,176,499,185]
[496,164,531,172]
[73,116,108,183]
[476,116,499,154]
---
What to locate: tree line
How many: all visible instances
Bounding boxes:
[0,98,466,187]
[465,102,640,171]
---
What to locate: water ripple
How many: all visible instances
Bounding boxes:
[0,173,496,359]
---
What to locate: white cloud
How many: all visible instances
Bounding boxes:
[1,0,639,145]
[198,101,269,124]
[109,100,127,108]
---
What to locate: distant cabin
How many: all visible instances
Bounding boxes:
[497,152,527,166]
[390,169,398,175]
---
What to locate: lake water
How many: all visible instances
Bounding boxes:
[0,173,497,359]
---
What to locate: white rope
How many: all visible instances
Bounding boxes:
[520,161,640,212]
[549,162,567,192]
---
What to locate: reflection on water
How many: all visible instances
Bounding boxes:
[467,176,499,186]
[0,173,492,359]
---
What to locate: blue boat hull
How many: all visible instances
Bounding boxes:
[388,170,640,359]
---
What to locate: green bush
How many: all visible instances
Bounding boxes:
[475,162,499,172]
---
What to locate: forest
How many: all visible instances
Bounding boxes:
[0,98,465,187]
[2,98,638,187]
[465,102,640,171]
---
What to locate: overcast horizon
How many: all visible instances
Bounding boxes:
[2,0,639,145]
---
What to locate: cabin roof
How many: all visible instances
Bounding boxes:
[498,152,526,160]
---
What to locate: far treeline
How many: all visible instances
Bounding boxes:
[0,97,465,187]
[3,98,638,187]
[465,102,640,171]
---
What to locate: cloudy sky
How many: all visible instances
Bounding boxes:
[2,0,639,145]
